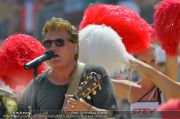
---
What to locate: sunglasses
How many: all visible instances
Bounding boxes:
[42,38,67,48]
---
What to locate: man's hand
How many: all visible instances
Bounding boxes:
[63,94,89,111]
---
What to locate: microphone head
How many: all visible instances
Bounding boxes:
[45,50,55,59]
[24,50,55,70]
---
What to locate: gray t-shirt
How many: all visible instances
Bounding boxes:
[19,65,119,117]
[19,75,68,115]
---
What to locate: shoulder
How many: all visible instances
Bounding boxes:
[83,64,108,76]
[23,71,48,94]
[35,70,49,82]
[81,64,110,84]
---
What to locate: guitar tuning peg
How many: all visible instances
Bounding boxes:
[87,95,91,100]
[84,81,87,84]
[78,87,82,90]
[99,86,101,90]
[93,91,96,95]
[82,93,85,96]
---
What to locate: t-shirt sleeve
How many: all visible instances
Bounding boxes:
[18,72,47,113]
[81,65,119,111]
[18,80,34,112]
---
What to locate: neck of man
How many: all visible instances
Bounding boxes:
[48,61,77,85]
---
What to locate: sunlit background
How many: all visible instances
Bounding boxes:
[0,0,160,41]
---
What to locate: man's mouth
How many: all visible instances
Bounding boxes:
[53,54,59,58]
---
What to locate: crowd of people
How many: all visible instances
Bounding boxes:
[0,0,180,119]
[0,0,159,41]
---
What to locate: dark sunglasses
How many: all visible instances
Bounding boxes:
[42,38,66,48]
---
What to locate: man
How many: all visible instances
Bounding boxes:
[19,17,118,118]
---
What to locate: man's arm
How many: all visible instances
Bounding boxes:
[86,65,119,111]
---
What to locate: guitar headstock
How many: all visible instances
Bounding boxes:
[74,72,102,100]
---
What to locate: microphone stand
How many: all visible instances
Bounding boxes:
[30,65,39,116]
[33,66,38,79]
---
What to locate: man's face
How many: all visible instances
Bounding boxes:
[42,30,77,68]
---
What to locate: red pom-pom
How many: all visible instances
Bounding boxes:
[0,34,45,90]
[154,0,180,56]
[158,99,180,119]
[80,3,153,54]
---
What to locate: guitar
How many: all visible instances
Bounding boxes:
[73,71,102,100]
[18,72,102,118]
[61,72,102,117]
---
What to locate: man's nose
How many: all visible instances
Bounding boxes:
[50,42,58,49]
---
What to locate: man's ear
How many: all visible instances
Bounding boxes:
[75,47,78,52]
[74,44,79,53]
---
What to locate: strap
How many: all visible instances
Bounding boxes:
[62,62,85,110]
[136,85,156,102]
[157,88,162,104]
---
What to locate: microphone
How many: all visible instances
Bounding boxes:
[24,50,55,70]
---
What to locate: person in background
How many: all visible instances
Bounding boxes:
[0,33,45,118]
[79,26,168,111]
[79,3,176,112]
[117,0,140,14]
